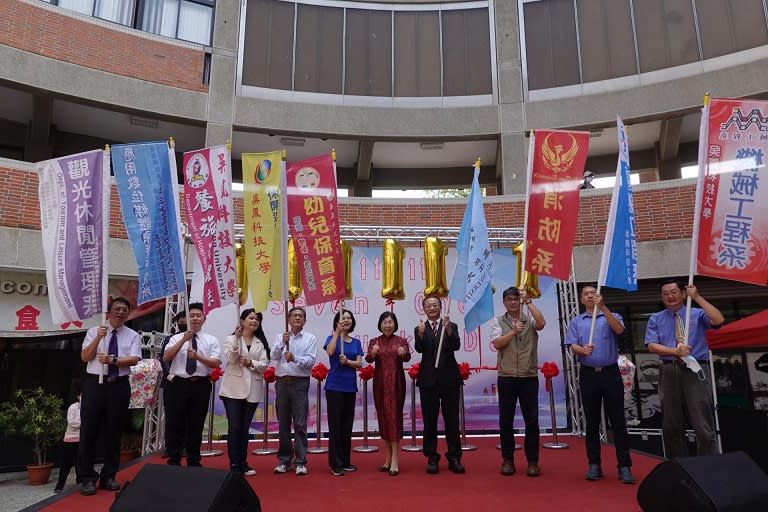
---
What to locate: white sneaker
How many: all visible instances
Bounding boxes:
[295,464,308,475]
[273,463,289,474]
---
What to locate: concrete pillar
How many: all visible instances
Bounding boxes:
[493,0,527,194]
[205,0,240,147]
[23,94,53,161]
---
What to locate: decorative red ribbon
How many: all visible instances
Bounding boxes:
[209,367,224,383]
[458,362,471,381]
[311,362,329,381]
[263,366,277,384]
[358,365,375,381]
[407,363,420,380]
[540,361,560,392]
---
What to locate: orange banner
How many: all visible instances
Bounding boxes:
[285,154,346,306]
[525,130,589,280]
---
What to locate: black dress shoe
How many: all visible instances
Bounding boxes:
[389,469,399,476]
[618,466,635,484]
[378,465,390,472]
[448,459,466,474]
[80,482,97,496]
[99,479,120,491]
[426,460,439,474]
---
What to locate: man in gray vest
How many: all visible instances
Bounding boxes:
[489,286,546,477]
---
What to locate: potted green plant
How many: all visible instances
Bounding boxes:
[0,387,66,485]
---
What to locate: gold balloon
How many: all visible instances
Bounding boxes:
[423,236,448,297]
[341,239,353,300]
[511,241,541,298]
[381,238,405,300]
[288,238,302,302]
[235,242,248,305]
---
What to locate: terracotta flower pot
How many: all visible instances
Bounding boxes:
[27,463,54,486]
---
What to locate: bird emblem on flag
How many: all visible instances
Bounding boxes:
[541,133,580,175]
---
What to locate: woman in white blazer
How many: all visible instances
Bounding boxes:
[219,308,270,475]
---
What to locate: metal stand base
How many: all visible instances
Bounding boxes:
[543,441,569,449]
[353,444,379,453]
[200,449,223,457]
[496,443,522,450]
[402,443,421,452]
[461,443,477,451]
[253,447,277,455]
[307,446,328,454]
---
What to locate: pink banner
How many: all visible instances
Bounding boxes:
[697,98,768,286]
[183,146,238,313]
[285,154,345,306]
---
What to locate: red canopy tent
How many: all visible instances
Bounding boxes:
[707,310,768,350]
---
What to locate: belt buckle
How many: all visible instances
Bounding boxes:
[594,366,603,373]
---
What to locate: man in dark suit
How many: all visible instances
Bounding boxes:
[414,294,465,475]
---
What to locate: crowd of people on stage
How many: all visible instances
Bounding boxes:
[68,279,724,496]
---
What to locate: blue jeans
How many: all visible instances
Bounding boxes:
[222,397,259,470]
[275,377,310,466]
[498,376,540,464]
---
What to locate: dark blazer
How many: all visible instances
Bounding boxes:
[414,320,462,388]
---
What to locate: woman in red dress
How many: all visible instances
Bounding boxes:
[366,311,411,476]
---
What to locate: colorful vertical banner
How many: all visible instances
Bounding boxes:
[598,115,638,291]
[242,150,287,312]
[183,146,238,313]
[285,154,345,306]
[448,162,494,331]
[525,130,589,280]
[696,98,768,286]
[111,142,186,304]
[37,149,111,324]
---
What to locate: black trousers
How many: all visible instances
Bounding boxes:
[326,390,356,470]
[165,377,212,466]
[580,364,632,467]
[56,441,79,488]
[498,376,540,463]
[419,384,461,462]
[77,375,131,484]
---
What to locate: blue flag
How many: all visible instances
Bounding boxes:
[448,165,494,331]
[112,142,186,304]
[598,116,638,291]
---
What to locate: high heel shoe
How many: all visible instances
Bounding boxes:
[378,465,390,472]
[388,468,399,476]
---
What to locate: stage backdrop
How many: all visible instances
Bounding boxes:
[193,246,567,437]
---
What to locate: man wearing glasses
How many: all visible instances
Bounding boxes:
[78,297,141,496]
[645,280,724,458]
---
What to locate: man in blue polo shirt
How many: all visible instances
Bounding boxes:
[645,280,724,458]
[566,284,634,484]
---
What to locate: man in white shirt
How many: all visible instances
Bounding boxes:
[163,302,221,467]
[271,307,317,476]
[78,297,141,496]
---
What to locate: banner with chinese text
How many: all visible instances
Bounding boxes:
[286,154,345,306]
[38,149,110,323]
[525,130,589,280]
[242,151,287,312]
[183,146,238,313]
[111,142,186,304]
[696,98,768,286]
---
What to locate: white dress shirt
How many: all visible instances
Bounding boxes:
[82,325,141,376]
[271,330,317,377]
[166,331,221,378]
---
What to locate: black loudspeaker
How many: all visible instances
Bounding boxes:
[110,464,261,512]
[637,451,768,512]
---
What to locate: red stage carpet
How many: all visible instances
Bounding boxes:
[35,436,659,512]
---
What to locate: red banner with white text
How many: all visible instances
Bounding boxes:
[697,98,768,286]
[525,130,589,280]
[286,154,346,305]
[183,146,238,313]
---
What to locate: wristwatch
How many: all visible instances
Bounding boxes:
[111,355,118,365]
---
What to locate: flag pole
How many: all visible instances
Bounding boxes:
[683,93,711,344]
[99,144,112,385]
[521,130,535,314]
[281,148,290,347]
[226,139,239,324]
[434,300,451,369]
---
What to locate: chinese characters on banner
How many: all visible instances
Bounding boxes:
[286,154,346,306]
[697,98,768,286]
[37,149,111,323]
[525,130,590,280]
[183,146,238,313]
[111,142,186,304]
[242,151,287,312]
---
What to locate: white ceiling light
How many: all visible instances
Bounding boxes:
[280,137,305,147]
